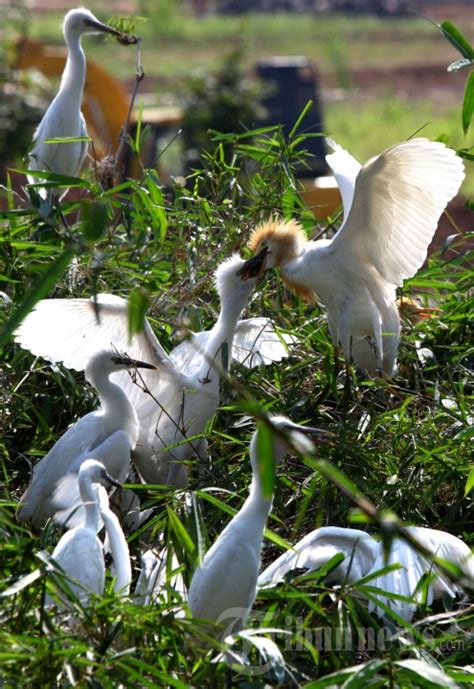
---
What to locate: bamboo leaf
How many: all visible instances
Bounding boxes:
[462,71,474,135]
[127,287,150,341]
[441,21,474,60]
[256,422,275,500]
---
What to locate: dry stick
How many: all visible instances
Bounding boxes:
[114,38,145,167]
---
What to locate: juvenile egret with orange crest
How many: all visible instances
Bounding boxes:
[239,138,464,377]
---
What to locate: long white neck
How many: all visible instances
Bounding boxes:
[87,365,139,447]
[98,487,131,596]
[236,439,275,539]
[199,287,250,379]
[80,478,101,533]
[60,30,86,112]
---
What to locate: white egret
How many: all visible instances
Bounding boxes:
[258,526,379,587]
[45,458,121,608]
[240,138,464,377]
[97,486,132,596]
[134,547,186,606]
[188,417,326,639]
[27,8,123,216]
[14,253,293,488]
[367,526,474,621]
[258,525,474,621]
[16,350,156,528]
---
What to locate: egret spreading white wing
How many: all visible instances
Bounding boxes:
[258,527,378,587]
[257,524,473,622]
[240,138,464,376]
[15,252,291,486]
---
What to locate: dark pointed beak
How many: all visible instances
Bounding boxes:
[237,247,269,280]
[84,18,127,39]
[287,422,336,441]
[111,355,157,370]
[104,471,122,489]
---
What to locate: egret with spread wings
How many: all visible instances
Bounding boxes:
[239,138,464,377]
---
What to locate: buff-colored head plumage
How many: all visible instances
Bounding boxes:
[249,218,307,259]
[248,218,314,302]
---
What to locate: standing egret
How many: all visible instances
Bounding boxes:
[188,417,327,639]
[239,138,464,377]
[258,525,474,621]
[16,351,156,528]
[45,458,121,608]
[14,253,293,487]
[98,486,132,596]
[27,8,124,216]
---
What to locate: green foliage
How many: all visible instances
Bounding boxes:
[181,48,263,173]
[1,34,473,689]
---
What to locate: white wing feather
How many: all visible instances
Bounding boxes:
[258,527,377,587]
[325,137,361,219]
[330,138,465,287]
[14,294,186,424]
[169,318,294,373]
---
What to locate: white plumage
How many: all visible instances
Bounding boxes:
[258,525,474,621]
[14,253,293,488]
[97,485,132,596]
[27,8,122,215]
[188,417,322,639]
[242,138,465,377]
[45,459,121,608]
[16,351,155,528]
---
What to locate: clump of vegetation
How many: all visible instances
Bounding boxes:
[181,48,264,172]
[0,14,472,689]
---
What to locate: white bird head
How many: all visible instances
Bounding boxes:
[78,458,122,489]
[239,219,313,301]
[84,350,156,384]
[213,253,258,301]
[250,415,332,476]
[63,8,123,39]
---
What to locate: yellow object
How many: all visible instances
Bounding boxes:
[299,175,342,220]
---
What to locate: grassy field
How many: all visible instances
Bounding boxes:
[8,5,473,196]
[21,8,471,78]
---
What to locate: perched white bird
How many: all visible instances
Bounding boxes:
[14,253,293,487]
[16,351,156,528]
[97,486,132,596]
[188,416,324,639]
[27,8,122,215]
[45,458,120,608]
[134,547,186,606]
[240,138,464,377]
[258,525,474,621]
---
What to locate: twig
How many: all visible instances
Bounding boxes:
[114,38,145,166]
